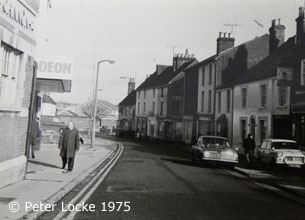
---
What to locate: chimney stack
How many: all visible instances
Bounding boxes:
[156,64,168,75]
[127,78,135,95]
[172,49,195,71]
[296,7,305,45]
[216,32,235,54]
[269,18,285,54]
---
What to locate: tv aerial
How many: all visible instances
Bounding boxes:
[254,20,264,37]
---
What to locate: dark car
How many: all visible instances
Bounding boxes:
[191,136,238,168]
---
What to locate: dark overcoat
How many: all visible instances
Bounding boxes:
[30,120,40,145]
[59,128,80,158]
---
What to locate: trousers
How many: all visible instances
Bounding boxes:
[61,156,75,171]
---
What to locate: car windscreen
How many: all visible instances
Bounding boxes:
[202,138,230,147]
[272,142,299,150]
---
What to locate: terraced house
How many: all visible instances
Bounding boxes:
[183,32,269,144]
[232,8,305,149]
[135,51,196,140]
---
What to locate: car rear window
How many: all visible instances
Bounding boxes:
[272,142,299,150]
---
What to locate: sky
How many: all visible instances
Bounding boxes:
[36,0,305,105]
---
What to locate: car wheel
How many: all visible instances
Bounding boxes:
[227,164,235,170]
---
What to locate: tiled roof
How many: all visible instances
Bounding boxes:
[233,37,295,85]
[119,90,136,106]
[136,60,195,90]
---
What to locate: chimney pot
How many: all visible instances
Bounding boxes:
[224,32,227,38]
[219,32,222,37]
[299,7,305,16]
[278,18,281,25]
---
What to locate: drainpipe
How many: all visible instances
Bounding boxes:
[231,86,234,146]
[25,61,37,157]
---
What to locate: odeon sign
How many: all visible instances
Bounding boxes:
[37,57,74,81]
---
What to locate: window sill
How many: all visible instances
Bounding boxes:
[0,106,22,112]
[276,105,288,109]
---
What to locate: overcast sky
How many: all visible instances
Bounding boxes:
[36,0,305,105]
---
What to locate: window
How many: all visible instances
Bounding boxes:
[208,90,212,112]
[226,90,231,111]
[160,101,164,115]
[0,43,22,105]
[217,92,221,112]
[137,103,140,114]
[143,102,146,114]
[241,88,247,108]
[301,59,305,86]
[259,119,267,143]
[279,86,287,106]
[201,91,204,112]
[240,119,247,141]
[208,64,212,84]
[144,90,146,99]
[160,87,164,97]
[202,68,205,86]
[152,102,155,114]
[153,88,155,98]
[260,84,267,108]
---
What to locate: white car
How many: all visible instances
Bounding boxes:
[257,139,305,168]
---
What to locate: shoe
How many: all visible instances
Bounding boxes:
[32,155,35,159]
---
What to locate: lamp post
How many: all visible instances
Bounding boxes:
[91,59,115,148]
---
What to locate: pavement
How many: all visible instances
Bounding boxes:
[0,137,117,220]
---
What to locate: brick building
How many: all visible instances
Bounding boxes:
[183,32,269,144]
[0,0,40,188]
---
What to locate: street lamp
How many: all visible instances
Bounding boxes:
[91,59,115,148]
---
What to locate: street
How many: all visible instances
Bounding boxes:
[52,138,305,220]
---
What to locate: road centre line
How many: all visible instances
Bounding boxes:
[52,143,124,220]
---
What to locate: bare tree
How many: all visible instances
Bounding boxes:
[81,101,111,120]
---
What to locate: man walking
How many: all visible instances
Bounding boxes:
[243,134,256,168]
[28,117,40,159]
[58,122,80,171]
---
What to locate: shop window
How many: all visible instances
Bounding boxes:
[0,42,22,106]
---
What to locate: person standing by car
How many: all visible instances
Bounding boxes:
[58,122,80,171]
[243,134,256,168]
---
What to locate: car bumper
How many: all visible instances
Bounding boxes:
[201,158,238,164]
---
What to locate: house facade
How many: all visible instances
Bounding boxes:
[0,0,40,188]
[232,13,305,149]
[117,90,136,134]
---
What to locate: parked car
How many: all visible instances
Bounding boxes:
[257,139,305,168]
[191,136,238,168]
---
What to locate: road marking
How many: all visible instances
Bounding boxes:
[52,143,124,220]
[221,168,305,206]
